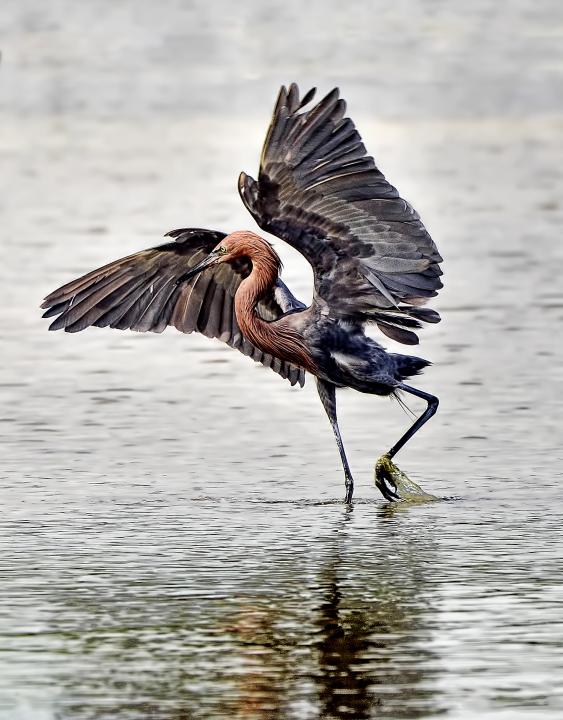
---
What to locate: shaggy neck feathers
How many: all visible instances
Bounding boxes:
[226,231,315,373]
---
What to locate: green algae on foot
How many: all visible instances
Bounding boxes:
[375,454,438,503]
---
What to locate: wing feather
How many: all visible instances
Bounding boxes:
[41,229,305,386]
[239,84,443,344]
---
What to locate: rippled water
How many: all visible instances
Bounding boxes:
[2,1,563,718]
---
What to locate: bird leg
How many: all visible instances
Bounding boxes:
[316,379,355,503]
[375,383,439,501]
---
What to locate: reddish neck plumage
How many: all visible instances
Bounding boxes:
[226,231,315,373]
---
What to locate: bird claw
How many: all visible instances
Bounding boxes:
[375,454,438,503]
[375,454,402,501]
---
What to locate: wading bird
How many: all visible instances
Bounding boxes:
[41,84,442,503]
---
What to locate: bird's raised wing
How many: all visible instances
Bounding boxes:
[41,228,305,386]
[239,84,443,345]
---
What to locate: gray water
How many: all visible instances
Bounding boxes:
[2,1,563,718]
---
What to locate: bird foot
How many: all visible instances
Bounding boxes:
[374,454,438,503]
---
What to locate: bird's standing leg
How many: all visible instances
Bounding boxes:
[316,379,355,503]
[375,383,439,501]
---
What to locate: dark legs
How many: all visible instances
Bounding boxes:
[316,380,439,503]
[389,384,439,459]
[316,379,355,503]
[375,383,439,501]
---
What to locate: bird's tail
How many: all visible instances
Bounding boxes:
[391,353,431,381]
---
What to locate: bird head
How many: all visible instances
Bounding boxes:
[174,245,226,284]
[175,232,280,288]
[177,231,273,284]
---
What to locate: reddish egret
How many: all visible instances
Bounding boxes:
[41,84,442,502]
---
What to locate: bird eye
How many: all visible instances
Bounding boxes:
[216,246,227,255]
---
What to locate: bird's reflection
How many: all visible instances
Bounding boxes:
[51,506,442,719]
[216,505,443,719]
[315,507,373,719]
[313,506,443,719]
[218,603,288,720]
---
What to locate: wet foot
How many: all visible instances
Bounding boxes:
[375,454,438,503]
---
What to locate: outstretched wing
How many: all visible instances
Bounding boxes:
[41,228,305,386]
[239,84,443,345]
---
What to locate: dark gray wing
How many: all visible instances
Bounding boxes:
[239,84,443,345]
[41,228,305,386]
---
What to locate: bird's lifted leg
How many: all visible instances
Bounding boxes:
[375,383,439,501]
[316,379,355,503]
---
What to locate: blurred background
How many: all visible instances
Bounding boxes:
[1,1,563,718]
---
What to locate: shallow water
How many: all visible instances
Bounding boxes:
[2,1,563,718]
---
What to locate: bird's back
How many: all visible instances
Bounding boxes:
[285,311,428,395]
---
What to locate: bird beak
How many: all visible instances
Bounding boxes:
[175,251,219,285]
